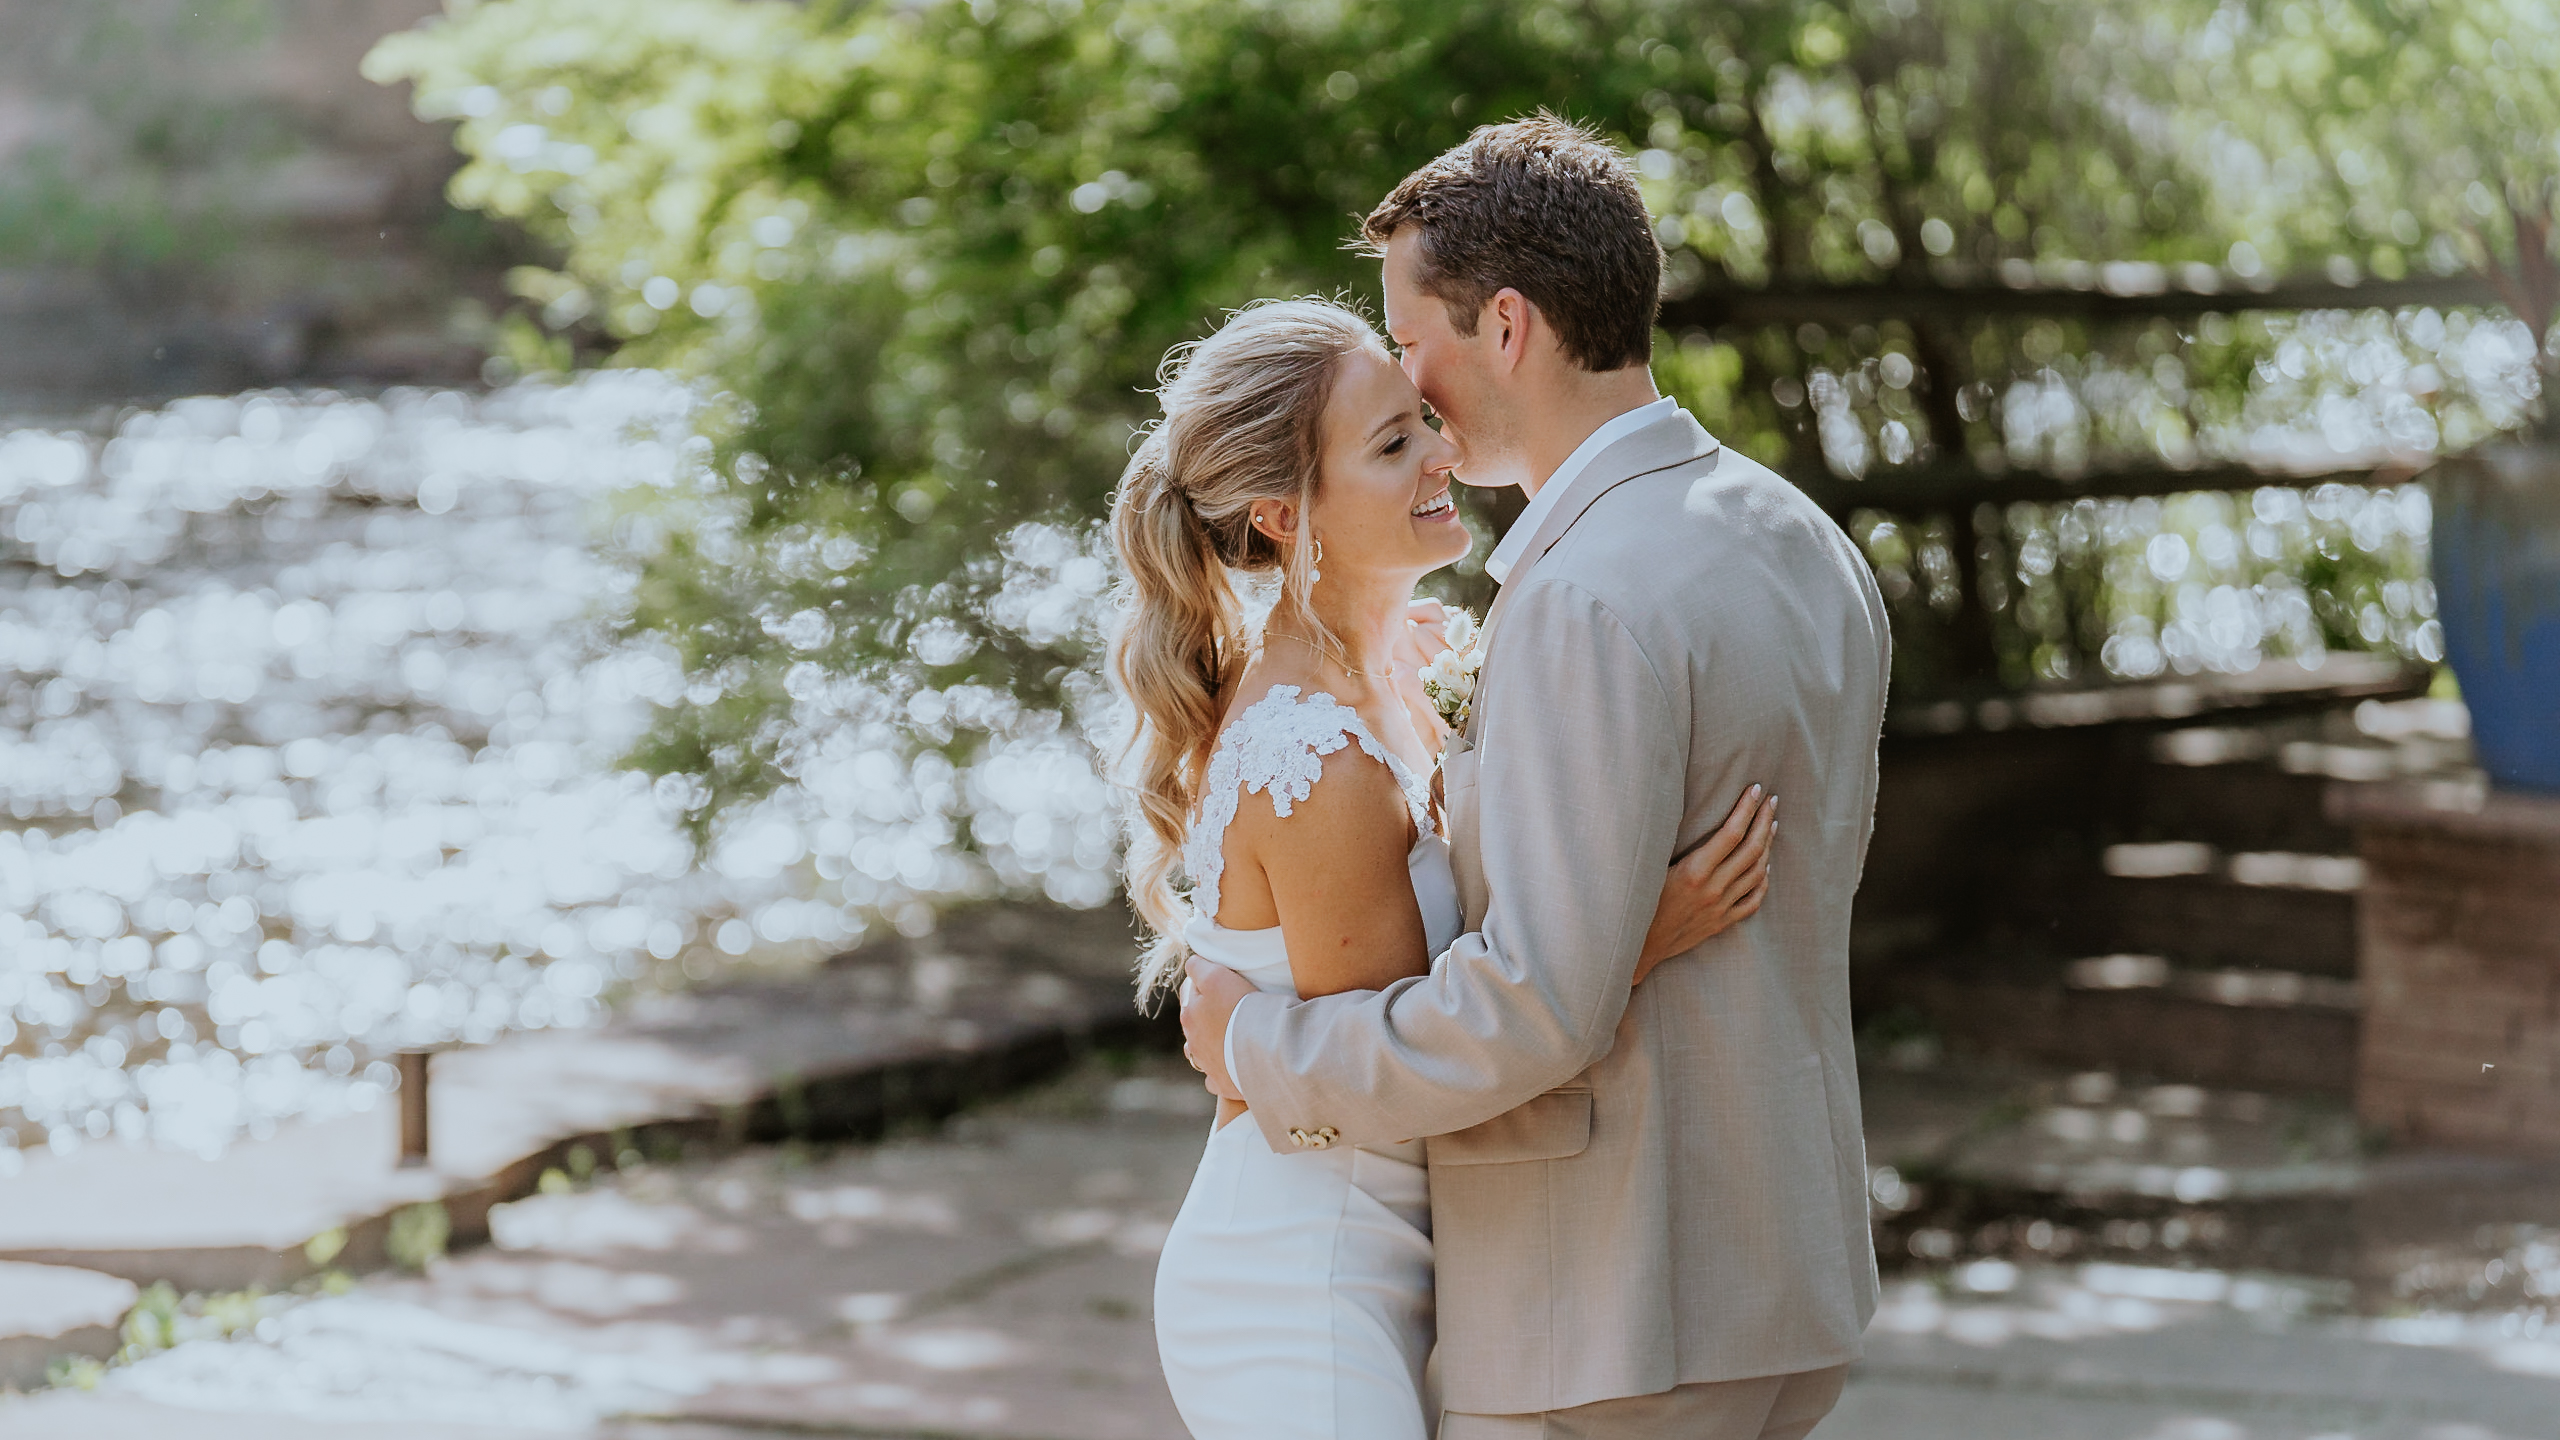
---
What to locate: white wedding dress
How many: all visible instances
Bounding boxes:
[1154,686,1463,1440]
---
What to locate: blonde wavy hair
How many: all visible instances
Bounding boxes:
[1108,298,1379,1006]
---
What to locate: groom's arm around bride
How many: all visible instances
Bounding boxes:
[1184,115,1892,1436]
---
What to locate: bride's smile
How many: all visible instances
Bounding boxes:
[1294,343,1472,591]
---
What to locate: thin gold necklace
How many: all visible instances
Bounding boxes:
[1268,631,1398,680]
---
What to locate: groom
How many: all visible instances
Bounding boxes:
[1182,115,1890,1438]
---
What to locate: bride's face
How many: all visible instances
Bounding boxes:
[1303,344,1469,583]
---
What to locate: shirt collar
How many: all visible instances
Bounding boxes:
[1483,396,1678,584]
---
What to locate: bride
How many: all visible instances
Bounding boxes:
[1107,298,1777,1440]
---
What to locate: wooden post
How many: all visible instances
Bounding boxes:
[398,1050,431,1168]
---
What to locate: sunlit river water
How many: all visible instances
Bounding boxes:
[0,373,1116,1164]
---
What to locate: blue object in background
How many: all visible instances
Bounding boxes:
[2433,447,2560,793]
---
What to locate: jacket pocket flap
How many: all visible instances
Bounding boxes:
[1432,1088,1592,1166]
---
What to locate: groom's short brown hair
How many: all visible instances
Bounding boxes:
[1360,113,1661,373]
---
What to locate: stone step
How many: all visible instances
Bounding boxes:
[2061,954,2359,1013]
[1999,847,2362,976]
[1892,958,2360,1094]
[2132,697,2472,854]
[0,1262,136,1391]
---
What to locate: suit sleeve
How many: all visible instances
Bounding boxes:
[1225,578,1687,1149]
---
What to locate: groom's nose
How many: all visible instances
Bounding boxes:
[1428,418,1467,470]
[1428,431,1463,476]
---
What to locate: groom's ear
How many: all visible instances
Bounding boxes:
[1486,288,1533,375]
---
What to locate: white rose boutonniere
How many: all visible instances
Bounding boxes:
[1419,607,1485,732]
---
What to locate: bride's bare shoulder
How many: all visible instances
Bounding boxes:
[1194,671,1424,944]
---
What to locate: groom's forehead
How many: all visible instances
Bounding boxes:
[1380,230,1420,286]
[1378,233,1425,323]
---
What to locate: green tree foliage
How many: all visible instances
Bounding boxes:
[369,0,2531,848]
[2141,0,2560,425]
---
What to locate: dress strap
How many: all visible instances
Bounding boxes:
[1183,685,1434,925]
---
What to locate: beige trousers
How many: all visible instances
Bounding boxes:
[1439,1365,1850,1440]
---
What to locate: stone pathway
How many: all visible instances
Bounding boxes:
[0,905,1155,1385]
[8,1052,2559,1439]
[1847,1267,2560,1439]
[4,1053,1211,1438]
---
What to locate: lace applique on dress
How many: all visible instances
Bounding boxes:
[1182,685,1434,926]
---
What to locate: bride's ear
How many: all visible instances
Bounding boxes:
[1248,498,1300,548]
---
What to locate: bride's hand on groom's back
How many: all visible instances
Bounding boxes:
[1635,786,1776,983]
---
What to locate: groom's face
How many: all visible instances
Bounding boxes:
[1380,229,1512,486]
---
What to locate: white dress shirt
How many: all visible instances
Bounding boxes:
[1482,396,1679,584]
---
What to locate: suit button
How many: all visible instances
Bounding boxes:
[1307,1126,1338,1149]
[1286,1128,1310,1148]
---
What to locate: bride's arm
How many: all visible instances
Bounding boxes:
[1636,785,1776,983]
[1222,745,1433,999]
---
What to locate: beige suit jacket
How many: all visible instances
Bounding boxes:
[1226,406,1890,1416]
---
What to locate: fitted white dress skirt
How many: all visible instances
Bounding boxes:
[1155,1100,1435,1439]
[1154,837,1461,1440]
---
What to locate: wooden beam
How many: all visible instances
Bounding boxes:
[1789,459,2418,515]
[1661,272,2502,332]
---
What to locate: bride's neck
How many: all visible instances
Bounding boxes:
[1269,568,1414,678]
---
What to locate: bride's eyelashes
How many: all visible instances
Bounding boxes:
[1381,432,1409,458]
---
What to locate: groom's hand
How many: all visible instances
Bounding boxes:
[1180,956,1253,1102]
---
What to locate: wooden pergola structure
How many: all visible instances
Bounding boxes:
[1645,268,2501,695]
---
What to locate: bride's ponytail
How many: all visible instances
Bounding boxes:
[1112,432,1243,997]
[1106,299,1378,1006]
